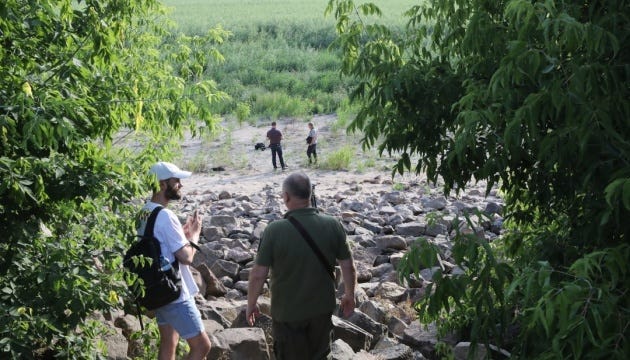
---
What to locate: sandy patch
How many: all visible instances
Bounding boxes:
[180,115,429,198]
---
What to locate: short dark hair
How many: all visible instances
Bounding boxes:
[271,121,277,126]
[283,172,311,200]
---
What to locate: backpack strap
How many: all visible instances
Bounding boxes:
[135,206,163,331]
[135,300,144,331]
[144,206,163,238]
[287,216,335,280]
[143,206,178,266]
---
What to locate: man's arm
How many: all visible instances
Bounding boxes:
[174,242,197,265]
[338,257,357,317]
[246,264,270,326]
[175,210,202,265]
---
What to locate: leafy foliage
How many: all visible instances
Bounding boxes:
[0,0,226,357]
[328,0,630,358]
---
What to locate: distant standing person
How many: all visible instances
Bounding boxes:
[267,121,287,170]
[306,122,318,165]
[247,171,357,359]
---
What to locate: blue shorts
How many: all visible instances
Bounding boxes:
[155,298,205,339]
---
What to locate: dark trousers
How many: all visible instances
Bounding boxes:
[270,143,286,169]
[307,144,317,161]
[272,312,333,360]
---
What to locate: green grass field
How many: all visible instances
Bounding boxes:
[160,0,419,122]
[162,0,416,32]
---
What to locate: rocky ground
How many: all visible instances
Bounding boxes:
[102,115,507,359]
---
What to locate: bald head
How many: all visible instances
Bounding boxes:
[282,172,312,201]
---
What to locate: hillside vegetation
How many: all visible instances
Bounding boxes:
[0,1,414,356]
[328,0,629,358]
[162,0,418,121]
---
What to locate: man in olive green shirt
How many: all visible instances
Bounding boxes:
[247,172,357,359]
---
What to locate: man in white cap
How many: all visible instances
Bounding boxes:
[137,161,211,359]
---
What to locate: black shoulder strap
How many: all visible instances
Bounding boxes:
[134,205,162,331]
[144,206,163,238]
[287,216,334,280]
[143,206,180,269]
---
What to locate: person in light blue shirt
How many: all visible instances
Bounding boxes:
[306,122,318,165]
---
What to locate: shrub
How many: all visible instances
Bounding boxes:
[321,146,354,170]
[329,0,630,357]
[235,102,251,125]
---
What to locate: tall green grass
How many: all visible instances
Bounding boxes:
[321,145,355,170]
[162,1,414,34]
[161,0,417,122]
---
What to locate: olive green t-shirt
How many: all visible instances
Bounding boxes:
[256,207,351,322]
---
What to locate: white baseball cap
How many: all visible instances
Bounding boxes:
[149,161,192,180]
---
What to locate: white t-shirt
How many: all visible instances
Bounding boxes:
[308,128,318,144]
[137,202,199,303]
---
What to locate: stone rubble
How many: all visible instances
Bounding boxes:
[103,176,508,359]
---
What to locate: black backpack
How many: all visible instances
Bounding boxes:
[123,206,181,311]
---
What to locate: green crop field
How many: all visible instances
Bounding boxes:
[160,0,419,122]
[162,0,416,33]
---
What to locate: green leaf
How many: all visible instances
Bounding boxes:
[1,287,13,294]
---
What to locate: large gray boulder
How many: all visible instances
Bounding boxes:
[331,338,356,360]
[211,259,240,279]
[100,323,128,360]
[396,223,425,237]
[208,327,270,360]
[332,315,374,352]
[401,322,439,358]
[346,309,388,345]
[371,343,413,360]
[375,235,408,250]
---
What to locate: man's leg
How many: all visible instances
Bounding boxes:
[278,145,286,169]
[185,332,211,360]
[307,312,333,359]
[272,320,309,360]
[155,299,211,360]
[271,146,278,168]
[272,312,333,360]
[158,324,179,360]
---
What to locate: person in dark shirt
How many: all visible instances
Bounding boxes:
[267,121,287,170]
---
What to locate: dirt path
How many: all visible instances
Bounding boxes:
[181,115,429,198]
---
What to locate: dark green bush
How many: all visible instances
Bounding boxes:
[328,0,630,358]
